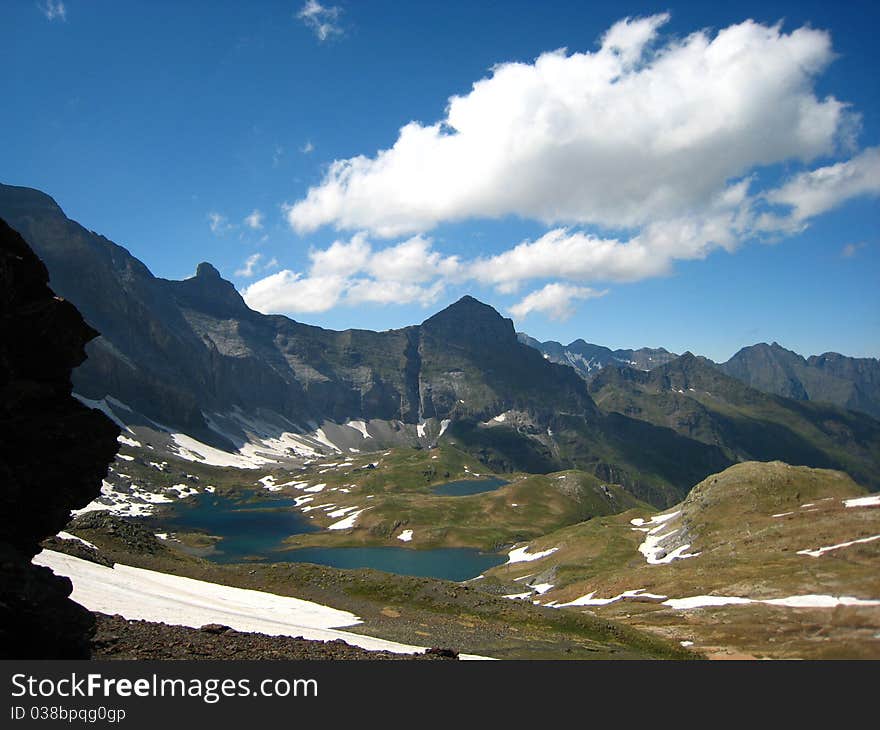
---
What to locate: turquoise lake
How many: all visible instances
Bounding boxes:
[159,491,505,580]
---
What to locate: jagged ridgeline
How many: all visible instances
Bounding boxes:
[0,182,877,506]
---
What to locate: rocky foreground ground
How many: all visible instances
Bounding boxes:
[91,613,457,660]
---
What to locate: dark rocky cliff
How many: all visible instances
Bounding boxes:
[0,218,120,658]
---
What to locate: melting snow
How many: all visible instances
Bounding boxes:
[633,510,701,565]
[346,420,371,439]
[170,433,272,469]
[506,545,559,564]
[312,428,342,453]
[117,435,141,448]
[797,534,880,558]
[844,495,880,508]
[57,532,97,550]
[72,480,173,518]
[328,508,368,530]
[556,589,668,607]
[662,594,880,610]
[397,529,413,542]
[439,419,451,438]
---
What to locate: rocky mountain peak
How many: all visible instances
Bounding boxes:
[170,262,250,319]
[195,261,221,279]
[421,295,515,345]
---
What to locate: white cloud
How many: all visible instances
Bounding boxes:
[509,283,608,321]
[287,16,851,237]
[302,141,315,154]
[365,235,460,283]
[297,1,342,42]
[241,233,456,314]
[254,15,877,321]
[39,1,66,21]
[244,209,264,230]
[235,253,263,278]
[242,271,346,314]
[759,146,880,231]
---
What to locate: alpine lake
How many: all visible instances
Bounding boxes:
[156,478,510,581]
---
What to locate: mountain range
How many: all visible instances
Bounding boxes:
[1,182,878,504]
[520,334,880,421]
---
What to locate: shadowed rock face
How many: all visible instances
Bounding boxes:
[0,218,120,659]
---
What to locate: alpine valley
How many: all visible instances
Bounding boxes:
[2,182,878,660]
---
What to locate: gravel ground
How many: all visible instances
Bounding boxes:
[91,613,457,660]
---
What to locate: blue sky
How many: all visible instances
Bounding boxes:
[2,0,878,361]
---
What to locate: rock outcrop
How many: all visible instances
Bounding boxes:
[0,218,120,658]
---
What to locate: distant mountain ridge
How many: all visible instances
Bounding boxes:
[588,353,880,490]
[516,333,678,379]
[720,342,880,420]
[519,333,880,422]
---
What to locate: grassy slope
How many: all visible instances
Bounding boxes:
[482,462,880,658]
[58,519,694,660]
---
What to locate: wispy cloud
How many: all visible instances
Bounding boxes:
[297,1,343,42]
[207,212,233,235]
[841,242,867,258]
[301,140,315,154]
[272,145,284,168]
[236,254,264,278]
[39,0,66,21]
[244,209,264,230]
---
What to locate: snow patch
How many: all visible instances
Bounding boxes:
[506,545,559,564]
[57,532,97,550]
[328,508,368,530]
[797,534,880,558]
[844,495,880,509]
[662,594,880,610]
[397,529,413,542]
[345,420,371,439]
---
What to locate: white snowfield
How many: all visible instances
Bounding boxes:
[797,534,880,558]
[506,544,559,564]
[662,594,880,610]
[170,433,283,470]
[844,495,880,509]
[34,550,492,660]
[397,529,414,542]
